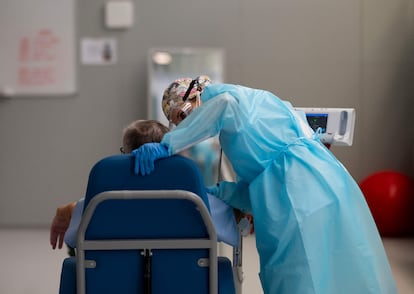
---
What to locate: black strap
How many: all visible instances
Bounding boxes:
[143,249,152,294]
[182,79,198,102]
[217,148,223,181]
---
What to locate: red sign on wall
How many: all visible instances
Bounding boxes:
[17,29,60,87]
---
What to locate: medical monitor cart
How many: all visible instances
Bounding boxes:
[295,107,356,146]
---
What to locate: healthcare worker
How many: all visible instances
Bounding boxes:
[133,76,397,294]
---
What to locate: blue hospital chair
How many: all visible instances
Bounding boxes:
[59,154,236,294]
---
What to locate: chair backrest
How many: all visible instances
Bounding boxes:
[83,154,211,240]
[84,154,209,209]
[76,154,220,294]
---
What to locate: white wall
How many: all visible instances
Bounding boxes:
[0,0,413,227]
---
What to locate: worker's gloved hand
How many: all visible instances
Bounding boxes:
[132,143,169,175]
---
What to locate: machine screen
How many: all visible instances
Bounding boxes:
[306,113,328,133]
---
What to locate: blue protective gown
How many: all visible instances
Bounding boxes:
[161,83,397,294]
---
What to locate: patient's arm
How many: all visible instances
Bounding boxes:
[50,201,76,249]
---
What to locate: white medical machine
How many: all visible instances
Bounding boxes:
[295,107,356,146]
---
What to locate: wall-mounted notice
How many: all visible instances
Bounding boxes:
[81,38,118,65]
[0,0,76,97]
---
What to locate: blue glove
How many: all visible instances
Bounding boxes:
[132,143,169,175]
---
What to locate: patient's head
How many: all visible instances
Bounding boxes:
[121,120,169,153]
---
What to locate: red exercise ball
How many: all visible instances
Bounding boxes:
[359,170,414,237]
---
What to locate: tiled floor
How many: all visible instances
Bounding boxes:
[0,228,412,294]
[0,228,67,294]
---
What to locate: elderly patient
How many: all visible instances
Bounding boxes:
[50,119,242,254]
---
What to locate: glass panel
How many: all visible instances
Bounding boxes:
[147,47,225,125]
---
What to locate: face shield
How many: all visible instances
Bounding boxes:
[162,75,211,128]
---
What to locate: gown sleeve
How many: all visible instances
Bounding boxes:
[162,89,253,212]
[161,93,238,154]
[217,180,252,214]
